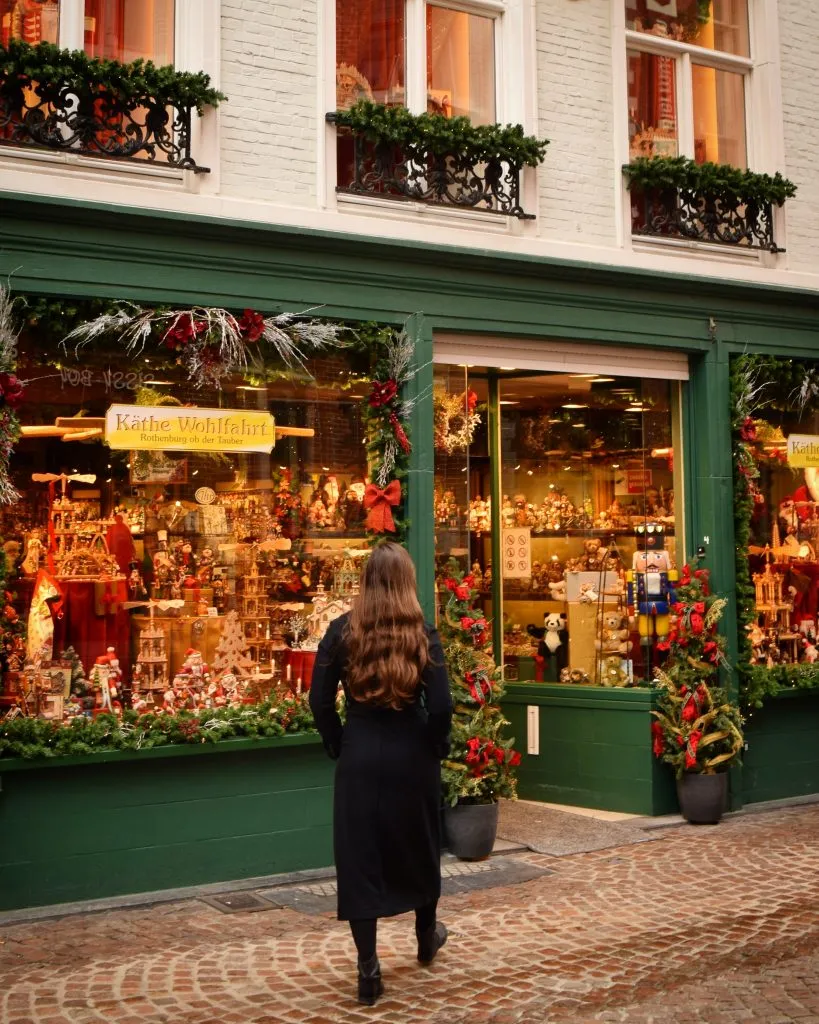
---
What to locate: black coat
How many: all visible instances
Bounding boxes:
[309,614,453,921]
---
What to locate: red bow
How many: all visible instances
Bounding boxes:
[363,480,401,533]
[369,379,398,408]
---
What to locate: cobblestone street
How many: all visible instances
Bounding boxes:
[1,804,817,1024]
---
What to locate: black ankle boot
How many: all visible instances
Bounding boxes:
[417,921,448,965]
[357,954,384,1006]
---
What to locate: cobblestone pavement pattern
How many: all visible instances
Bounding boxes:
[1,805,818,1024]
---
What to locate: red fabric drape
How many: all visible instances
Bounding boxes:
[53,580,131,684]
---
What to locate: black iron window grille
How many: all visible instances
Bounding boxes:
[630,187,783,253]
[0,78,208,172]
[329,115,534,220]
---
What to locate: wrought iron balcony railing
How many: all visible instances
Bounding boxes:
[329,115,534,219]
[0,78,207,172]
[630,187,783,253]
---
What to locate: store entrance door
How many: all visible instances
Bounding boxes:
[433,357,685,687]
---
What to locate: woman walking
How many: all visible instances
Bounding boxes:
[309,541,453,1006]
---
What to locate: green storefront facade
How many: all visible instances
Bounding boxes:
[0,191,818,912]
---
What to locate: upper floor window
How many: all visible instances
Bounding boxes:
[335,0,499,123]
[626,0,750,167]
[1,0,174,65]
[84,0,174,65]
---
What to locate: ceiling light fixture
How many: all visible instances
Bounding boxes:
[562,403,587,409]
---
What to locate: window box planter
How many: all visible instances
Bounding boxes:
[624,157,796,253]
[328,102,548,220]
[0,39,224,172]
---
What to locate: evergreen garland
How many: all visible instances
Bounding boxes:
[624,157,797,206]
[0,695,315,761]
[331,101,549,169]
[0,39,225,114]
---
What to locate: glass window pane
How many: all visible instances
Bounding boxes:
[84,0,175,65]
[625,0,749,57]
[692,64,746,166]
[433,366,683,688]
[336,0,405,109]
[426,4,495,124]
[1,0,59,45]
[627,50,679,160]
[4,341,370,713]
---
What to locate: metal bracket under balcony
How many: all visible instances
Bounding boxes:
[331,119,534,220]
[630,187,783,253]
[0,80,208,172]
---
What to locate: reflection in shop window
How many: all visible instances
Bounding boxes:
[434,367,683,689]
[1,341,371,719]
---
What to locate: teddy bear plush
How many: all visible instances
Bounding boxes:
[581,538,605,571]
[600,655,629,687]
[595,608,633,656]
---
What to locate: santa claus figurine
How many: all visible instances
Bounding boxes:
[181,647,210,683]
[93,647,123,715]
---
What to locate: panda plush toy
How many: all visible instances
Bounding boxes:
[527,612,568,682]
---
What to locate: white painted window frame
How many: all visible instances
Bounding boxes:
[321,0,535,222]
[611,0,787,259]
[2,0,220,186]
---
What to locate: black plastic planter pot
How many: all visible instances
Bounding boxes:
[677,772,728,825]
[443,801,499,860]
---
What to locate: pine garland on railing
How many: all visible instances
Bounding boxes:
[624,157,797,206]
[330,101,548,169]
[0,39,225,114]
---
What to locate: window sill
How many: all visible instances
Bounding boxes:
[335,191,527,235]
[0,145,190,190]
[631,234,774,266]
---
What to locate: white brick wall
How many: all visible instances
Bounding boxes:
[535,0,617,247]
[778,0,819,273]
[219,0,318,203]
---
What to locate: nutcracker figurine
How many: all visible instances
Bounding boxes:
[626,530,678,647]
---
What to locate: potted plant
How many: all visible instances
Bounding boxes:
[651,562,744,824]
[438,569,520,858]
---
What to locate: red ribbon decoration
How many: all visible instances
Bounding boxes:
[389,411,412,454]
[363,480,401,533]
[368,379,398,408]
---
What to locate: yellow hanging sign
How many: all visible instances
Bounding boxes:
[105,405,277,454]
[787,434,819,468]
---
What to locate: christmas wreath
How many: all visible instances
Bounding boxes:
[433,389,481,454]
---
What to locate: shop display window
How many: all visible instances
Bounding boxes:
[0,340,371,720]
[434,365,683,687]
[741,410,819,668]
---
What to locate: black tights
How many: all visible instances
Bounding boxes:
[349,900,437,963]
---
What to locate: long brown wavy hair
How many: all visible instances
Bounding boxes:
[343,541,429,709]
